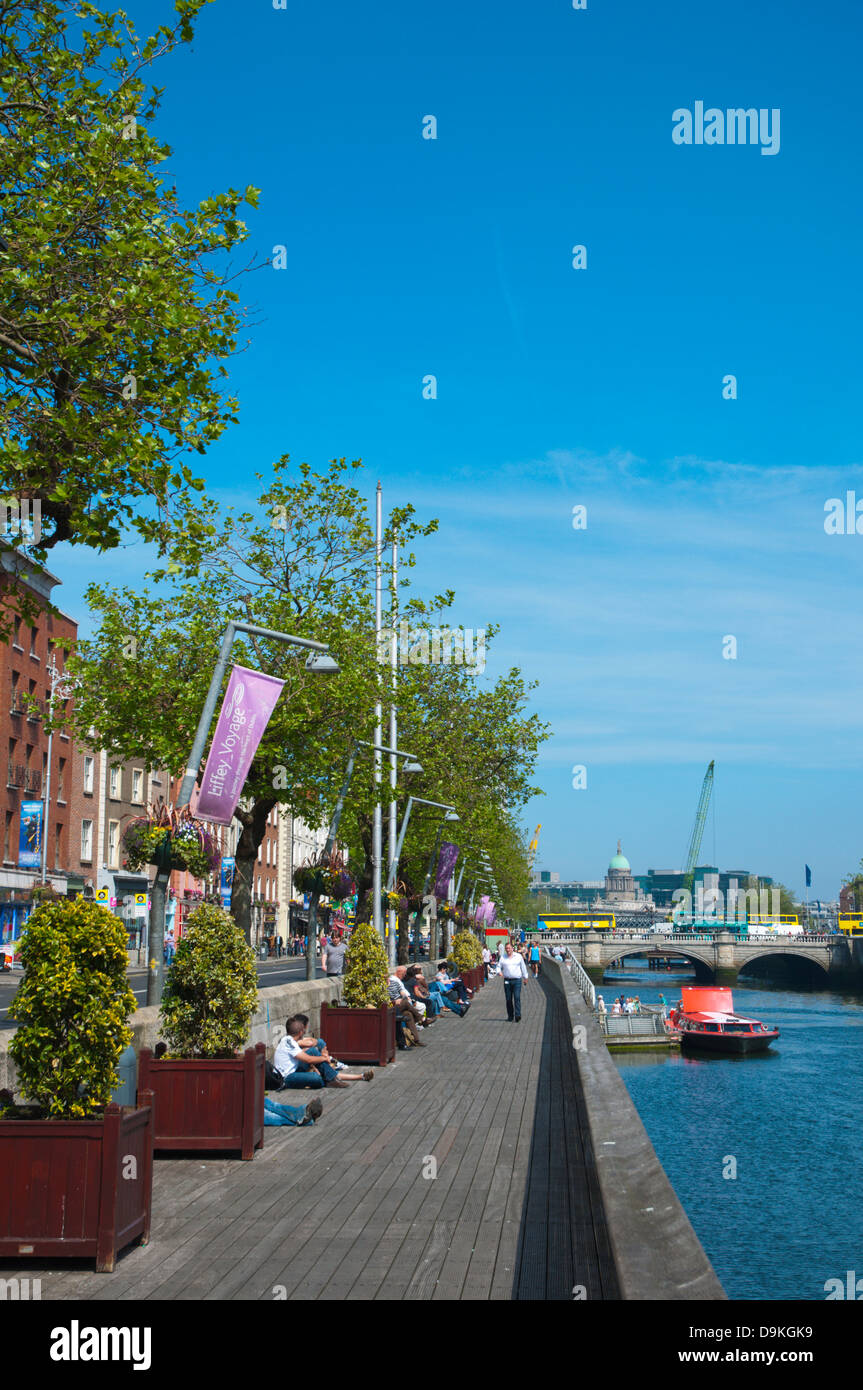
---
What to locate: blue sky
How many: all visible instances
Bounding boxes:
[53,0,863,899]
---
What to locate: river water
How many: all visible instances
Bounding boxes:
[607,963,863,1301]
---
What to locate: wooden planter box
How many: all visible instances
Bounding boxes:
[320,1002,395,1066]
[138,1044,265,1160]
[0,1095,154,1273]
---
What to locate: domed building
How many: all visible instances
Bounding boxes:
[605,841,637,902]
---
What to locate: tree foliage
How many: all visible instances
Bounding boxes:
[159,901,258,1057]
[8,897,136,1117]
[0,0,258,579]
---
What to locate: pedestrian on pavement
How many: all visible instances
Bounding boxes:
[528,940,541,976]
[499,941,529,1022]
[325,929,347,978]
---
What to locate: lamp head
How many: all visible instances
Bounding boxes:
[402,759,423,774]
[445,810,460,822]
[304,652,340,674]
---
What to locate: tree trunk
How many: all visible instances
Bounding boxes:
[397,908,410,965]
[231,797,277,946]
[354,815,374,922]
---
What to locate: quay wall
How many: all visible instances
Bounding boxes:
[541,953,726,1301]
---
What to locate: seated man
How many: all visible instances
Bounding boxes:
[436,960,471,1005]
[404,965,438,1019]
[264,1096,323,1126]
[387,969,426,1045]
[273,1019,373,1089]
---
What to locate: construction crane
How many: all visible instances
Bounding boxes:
[527,824,542,870]
[683,761,714,896]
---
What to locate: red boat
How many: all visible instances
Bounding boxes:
[673,987,779,1054]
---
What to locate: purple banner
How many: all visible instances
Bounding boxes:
[476,894,490,923]
[195,665,285,825]
[487,902,497,926]
[434,841,459,899]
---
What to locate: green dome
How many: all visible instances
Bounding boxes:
[609,842,630,872]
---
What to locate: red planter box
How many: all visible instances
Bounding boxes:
[0,1095,154,1272]
[138,1044,265,1160]
[319,1002,395,1066]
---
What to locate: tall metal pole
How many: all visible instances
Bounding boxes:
[387,533,398,966]
[40,656,57,885]
[372,483,383,944]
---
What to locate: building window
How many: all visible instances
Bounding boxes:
[257,843,262,863]
[109,765,120,799]
[30,626,38,658]
[57,757,66,801]
[132,768,143,803]
[54,823,62,871]
[81,819,93,861]
[12,617,22,650]
[83,755,94,794]
[4,811,12,861]
[107,820,119,868]
[266,840,270,866]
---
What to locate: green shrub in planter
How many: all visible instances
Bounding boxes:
[451,929,482,973]
[160,903,258,1058]
[8,898,137,1118]
[341,921,391,1009]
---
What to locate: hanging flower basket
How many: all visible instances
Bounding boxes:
[122,801,220,880]
[295,848,355,900]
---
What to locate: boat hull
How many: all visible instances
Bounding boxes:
[680,1030,778,1054]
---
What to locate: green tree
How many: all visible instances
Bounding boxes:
[0,0,258,588]
[8,897,137,1117]
[63,456,437,942]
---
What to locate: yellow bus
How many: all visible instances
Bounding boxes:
[533,911,616,933]
[838,915,863,936]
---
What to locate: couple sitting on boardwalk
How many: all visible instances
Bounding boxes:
[263,1013,374,1129]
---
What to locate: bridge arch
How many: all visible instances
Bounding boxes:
[737,948,830,985]
[602,944,714,982]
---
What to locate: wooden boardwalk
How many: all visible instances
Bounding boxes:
[2,973,619,1301]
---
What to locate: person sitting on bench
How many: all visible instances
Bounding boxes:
[273,1019,373,1089]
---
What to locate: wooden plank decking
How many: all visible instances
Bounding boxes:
[0,973,619,1301]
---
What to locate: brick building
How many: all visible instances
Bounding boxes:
[0,549,77,941]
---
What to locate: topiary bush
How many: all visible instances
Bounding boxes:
[451,929,482,972]
[341,921,391,1009]
[8,898,137,1118]
[159,902,258,1058]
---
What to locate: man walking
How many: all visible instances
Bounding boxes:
[499,941,529,1022]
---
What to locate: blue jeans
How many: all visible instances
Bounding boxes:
[264,1098,313,1126]
[278,1054,339,1088]
[430,983,462,1015]
[504,978,522,1020]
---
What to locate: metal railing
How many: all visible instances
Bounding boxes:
[6,762,40,792]
[549,945,596,1008]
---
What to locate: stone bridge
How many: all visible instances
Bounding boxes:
[540,930,855,987]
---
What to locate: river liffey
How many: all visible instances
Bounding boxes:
[608,965,863,1300]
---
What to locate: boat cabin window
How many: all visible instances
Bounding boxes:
[723,1023,751,1033]
[703,1023,720,1032]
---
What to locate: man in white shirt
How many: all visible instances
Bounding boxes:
[274,1020,373,1088]
[498,942,529,1022]
[481,945,491,981]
